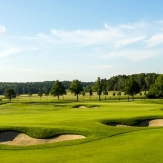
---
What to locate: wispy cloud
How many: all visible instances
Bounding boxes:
[145,33,163,48]
[50,21,149,48]
[0,25,6,33]
[1,20,163,62]
[0,47,22,58]
[103,49,162,61]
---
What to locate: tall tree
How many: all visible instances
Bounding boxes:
[139,91,142,100]
[93,77,103,101]
[84,85,93,100]
[44,90,49,100]
[69,80,83,101]
[102,79,108,101]
[124,77,140,101]
[50,80,66,100]
[81,91,86,101]
[117,91,121,101]
[4,88,16,101]
[28,92,32,101]
[144,73,158,90]
[112,92,116,99]
[148,75,163,100]
[38,89,43,100]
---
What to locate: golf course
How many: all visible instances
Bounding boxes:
[1,0,163,162]
[0,95,163,163]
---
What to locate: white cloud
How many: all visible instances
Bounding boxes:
[0,48,22,58]
[114,36,146,48]
[50,21,149,48]
[0,25,6,33]
[51,29,113,46]
[103,49,162,61]
[145,34,163,48]
[1,20,163,64]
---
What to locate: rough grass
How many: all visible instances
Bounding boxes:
[0,100,163,162]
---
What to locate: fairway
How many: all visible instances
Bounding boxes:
[0,100,163,162]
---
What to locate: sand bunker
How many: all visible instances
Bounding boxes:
[138,119,163,127]
[79,106,87,108]
[78,106,99,108]
[108,119,163,127]
[0,131,86,146]
[108,123,131,127]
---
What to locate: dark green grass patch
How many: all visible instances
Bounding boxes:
[100,115,163,126]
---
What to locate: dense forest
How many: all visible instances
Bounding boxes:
[0,81,93,95]
[0,73,159,95]
[106,73,158,91]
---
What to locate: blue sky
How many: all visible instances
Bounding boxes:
[0,0,163,82]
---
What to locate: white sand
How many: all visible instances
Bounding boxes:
[108,123,131,127]
[79,106,87,108]
[115,124,131,127]
[0,131,86,146]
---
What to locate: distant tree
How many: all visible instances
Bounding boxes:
[112,92,116,99]
[117,91,121,101]
[4,88,16,101]
[44,90,49,100]
[113,78,126,91]
[124,77,140,101]
[144,91,147,100]
[44,90,49,96]
[93,77,103,101]
[144,73,158,90]
[81,91,86,101]
[84,85,93,100]
[123,92,127,101]
[103,90,108,101]
[69,79,83,101]
[16,93,20,101]
[38,90,43,100]
[148,75,163,100]
[50,80,66,100]
[139,91,142,100]
[102,79,108,101]
[28,92,32,101]
[63,91,67,100]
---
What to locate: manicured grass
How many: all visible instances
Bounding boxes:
[0,99,163,162]
[0,91,148,102]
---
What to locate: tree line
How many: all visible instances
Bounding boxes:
[3,73,163,101]
[0,73,159,95]
[0,81,93,95]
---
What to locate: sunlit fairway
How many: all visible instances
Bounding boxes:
[0,97,163,162]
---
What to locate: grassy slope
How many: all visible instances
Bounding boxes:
[1,129,163,163]
[0,100,163,162]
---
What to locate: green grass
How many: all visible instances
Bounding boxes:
[0,91,148,102]
[0,99,163,162]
